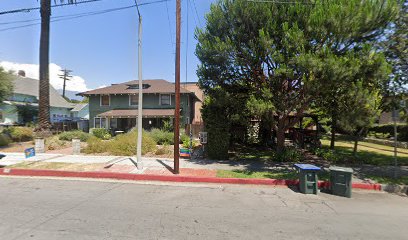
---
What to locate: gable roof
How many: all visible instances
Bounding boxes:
[11,75,74,109]
[71,103,88,112]
[79,79,192,96]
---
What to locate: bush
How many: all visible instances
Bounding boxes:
[272,147,303,162]
[148,128,174,145]
[314,148,343,163]
[182,138,199,149]
[109,130,156,156]
[84,130,156,156]
[4,127,33,142]
[83,136,108,154]
[369,124,408,141]
[58,130,90,142]
[155,144,172,155]
[46,136,68,150]
[0,134,11,147]
[91,128,111,140]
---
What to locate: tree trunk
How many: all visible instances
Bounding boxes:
[353,137,358,156]
[37,0,52,132]
[276,120,286,153]
[330,112,336,149]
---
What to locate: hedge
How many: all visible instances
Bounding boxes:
[369,124,408,141]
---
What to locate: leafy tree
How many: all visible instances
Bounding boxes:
[196,0,397,152]
[0,67,13,102]
[337,82,382,156]
[382,1,408,119]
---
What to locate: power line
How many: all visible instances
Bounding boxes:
[0,0,104,16]
[0,0,170,33]
[191,0,202,28]
[165,0,175,52]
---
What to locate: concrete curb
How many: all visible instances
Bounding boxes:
[381,184,408,195]
[0,168,383,191]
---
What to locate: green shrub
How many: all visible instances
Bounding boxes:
[314,148,343,163]
[58,130,90,142]
[148,128,174,145]
[109,130,156,156]
[369,124,408,141]
[47,136,68,150]
[0,134,11,147]
[4,127,33,142]
[182,138,199,149]
[91,128,111,140]
[273,147,303,162]
[83,136,108,154]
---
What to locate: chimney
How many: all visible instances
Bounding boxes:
[17,70,26,77]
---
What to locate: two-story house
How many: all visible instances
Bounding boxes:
[79,79,199,132]
[0,73,75,125]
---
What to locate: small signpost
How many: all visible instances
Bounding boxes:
[24,147,35,159]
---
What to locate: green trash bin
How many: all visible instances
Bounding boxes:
[329,166,353,198]
[294,164,321,194]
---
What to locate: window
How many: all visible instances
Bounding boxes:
[160,94,171,106]
[100,95,110,106]
[94,117,107,128]
[129,94,138,106]
[185,117,190,124]
[95,118,101,128]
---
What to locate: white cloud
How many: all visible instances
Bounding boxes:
[0,61,90,92]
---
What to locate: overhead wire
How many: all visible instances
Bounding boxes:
[0,0,170,32]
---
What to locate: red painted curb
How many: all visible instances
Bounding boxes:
[0,168,382,191]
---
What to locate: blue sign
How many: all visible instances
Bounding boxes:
[24,147,35,159]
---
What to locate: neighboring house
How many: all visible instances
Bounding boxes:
[378,111,407,124]
[70,103,89,120]
[183,82,204,124]
[79,79,198,132]
[0,73,74,125]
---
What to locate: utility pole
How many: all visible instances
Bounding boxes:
[135,0,143,169]
[58,69,72,99]
[174,0,181,174]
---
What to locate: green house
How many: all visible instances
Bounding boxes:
[79,79,199,132]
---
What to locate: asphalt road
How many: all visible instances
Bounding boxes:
[0,177,407,240]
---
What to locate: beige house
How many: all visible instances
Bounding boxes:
[183,82,204,124]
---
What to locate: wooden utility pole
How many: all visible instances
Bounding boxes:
[174,0,181,174]
[58,69,72,99]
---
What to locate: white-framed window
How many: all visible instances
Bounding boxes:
[100,95,110,106]
[185,117,190,124]
[129,94,138,106]
[160,94,171,106]
[94,117,107,128]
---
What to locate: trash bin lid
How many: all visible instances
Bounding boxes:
[294,164,321,170]
[329,166,353,173]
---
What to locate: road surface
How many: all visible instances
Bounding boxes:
[0,176,407,239]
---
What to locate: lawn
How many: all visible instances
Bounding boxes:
[321,139,408,166]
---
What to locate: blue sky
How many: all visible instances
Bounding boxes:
[0,0,214,91]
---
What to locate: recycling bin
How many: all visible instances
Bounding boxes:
[329,166,353,198]
[294,164,321,194]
